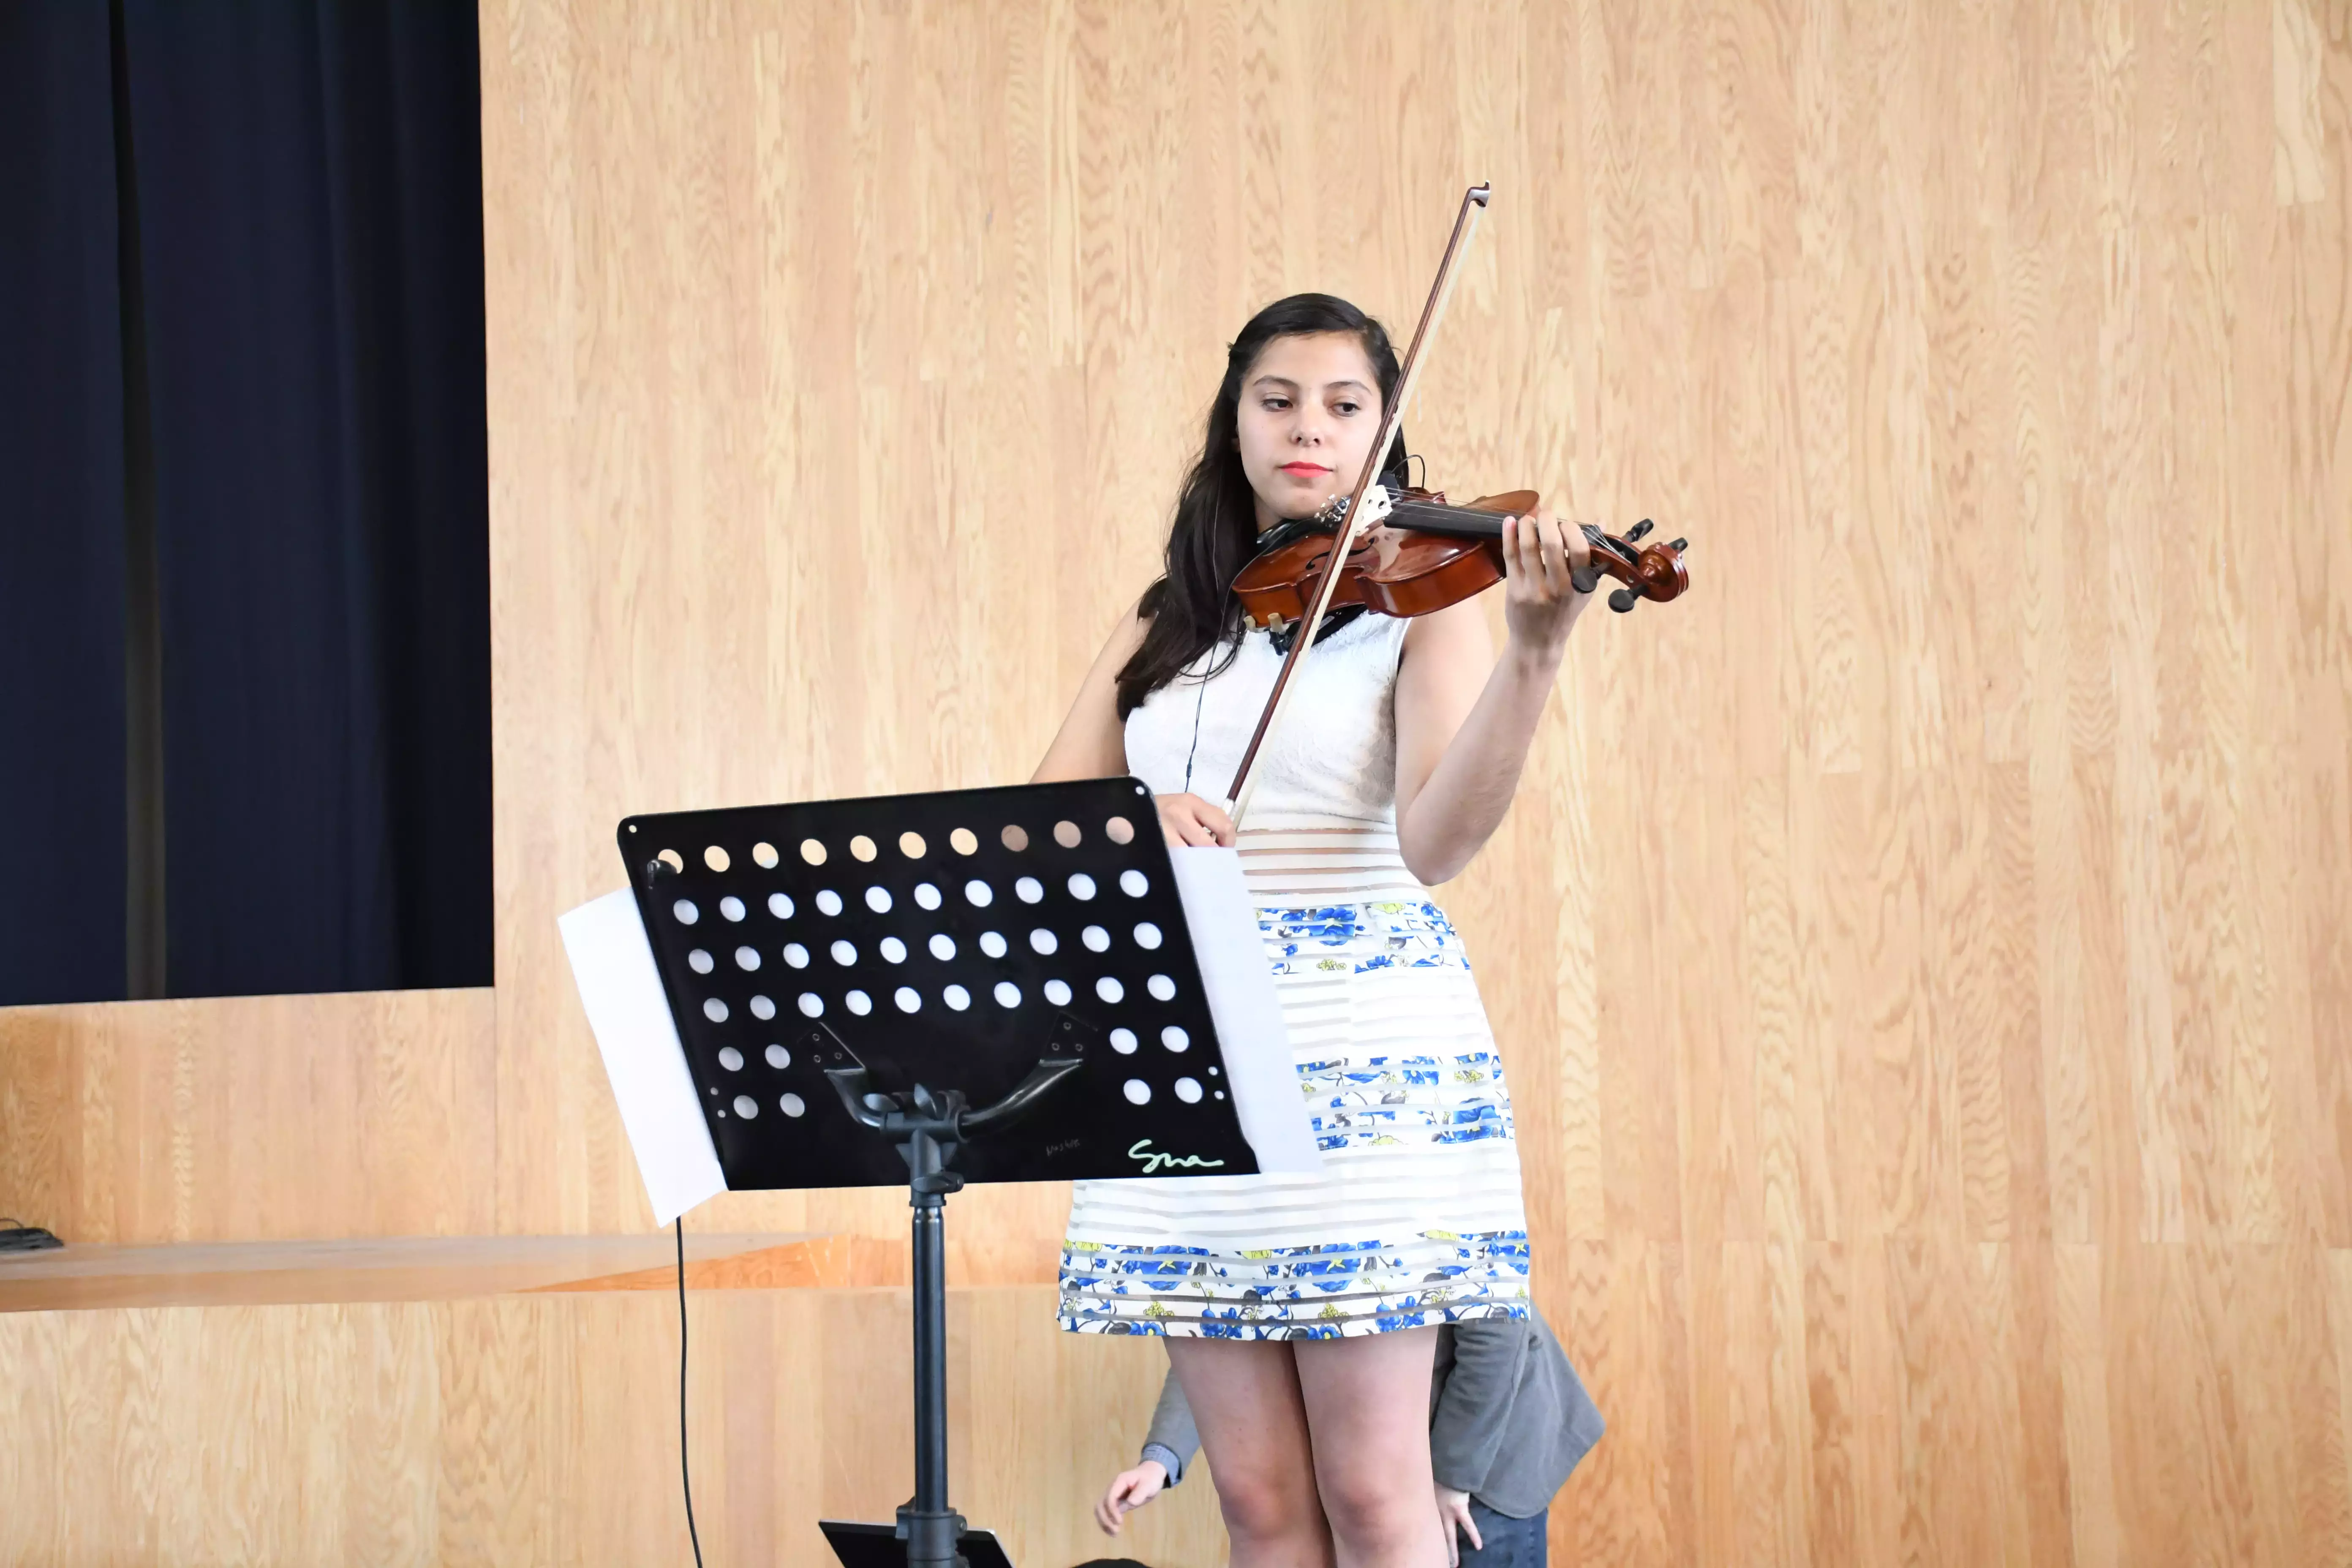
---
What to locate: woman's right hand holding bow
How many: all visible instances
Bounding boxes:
[1155,792,1235,847]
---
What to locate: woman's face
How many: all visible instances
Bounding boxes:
[1233,332,1385,532]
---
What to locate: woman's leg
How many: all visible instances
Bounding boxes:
[1293,1327,1447,1568]
[1165,1337,1334,1568]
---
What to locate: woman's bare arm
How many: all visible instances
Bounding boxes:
[1033,609,1236,847]
[1392,511,1591,885]
[1031,609,1148,783]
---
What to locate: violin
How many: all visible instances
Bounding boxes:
[1225,181,1689,821]
[1232,485,1690,632]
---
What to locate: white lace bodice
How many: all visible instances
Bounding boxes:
[1122,612,1410,830]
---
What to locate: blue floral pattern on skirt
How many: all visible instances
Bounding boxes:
[1060,1230,1531,1337]
[1059,896,1531,1339]
[1264,900,1466,975]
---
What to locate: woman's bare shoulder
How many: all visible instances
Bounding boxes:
[1106,598,1153,656]
[1399,597,1493,667]
[1030,596,1155,783]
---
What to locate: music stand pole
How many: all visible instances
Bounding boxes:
[909,1130,955,1566]
[816,1024,1085,1568]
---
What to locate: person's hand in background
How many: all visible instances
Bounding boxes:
[1094,1459,1169,1535]
[1436,1484,1482,1566]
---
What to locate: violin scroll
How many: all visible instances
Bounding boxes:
[1574,518,1690,613]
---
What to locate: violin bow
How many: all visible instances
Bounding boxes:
[1225,181,1491,826]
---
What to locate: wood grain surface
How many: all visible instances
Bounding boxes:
[3,0,2348,1562]
[0,1286,1229,1568]
[0,1232,825,1312]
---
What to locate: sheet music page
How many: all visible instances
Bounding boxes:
[1167,847,1324,1173]
[557,888,727,1223]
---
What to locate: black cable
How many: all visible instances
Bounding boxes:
[1180,657,1209,795]
[677,1217,705,1567]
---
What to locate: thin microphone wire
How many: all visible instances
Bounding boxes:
[1181,653,1209,796]
[677,1217,705,1567]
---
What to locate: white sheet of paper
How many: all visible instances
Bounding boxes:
[1168,846,1323,1174]
[557,888,727,1224]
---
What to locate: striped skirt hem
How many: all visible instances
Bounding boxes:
[1057,1229,1533,1339]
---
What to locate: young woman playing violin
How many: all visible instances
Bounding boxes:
[1032,292,1594,1568]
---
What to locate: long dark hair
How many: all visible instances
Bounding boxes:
[1113,293,1406,718]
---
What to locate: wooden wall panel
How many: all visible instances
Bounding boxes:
[468,1,2352,1559]
[0,1286,1226,1568]
[3,0,2349,1562]
[0,991,496,1245]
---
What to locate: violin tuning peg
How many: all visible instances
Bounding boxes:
[1668,538,1687,552]
[1608,588,1639,613]
[1625,519,1654,543]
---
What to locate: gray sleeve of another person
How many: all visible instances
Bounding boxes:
[1140,1358,1201,1485]
[1428,1309,1606,1519]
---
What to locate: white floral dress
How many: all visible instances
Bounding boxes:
[1058,612,1533,1339]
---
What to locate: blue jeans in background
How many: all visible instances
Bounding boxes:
[1456,1501,1546,1567]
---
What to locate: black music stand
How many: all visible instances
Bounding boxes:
[620,777,1265,1568]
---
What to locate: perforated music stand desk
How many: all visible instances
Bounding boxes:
[621,776,1262,1568]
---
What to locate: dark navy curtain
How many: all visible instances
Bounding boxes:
[0,1,490,1006]
[0,5,128,1007]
